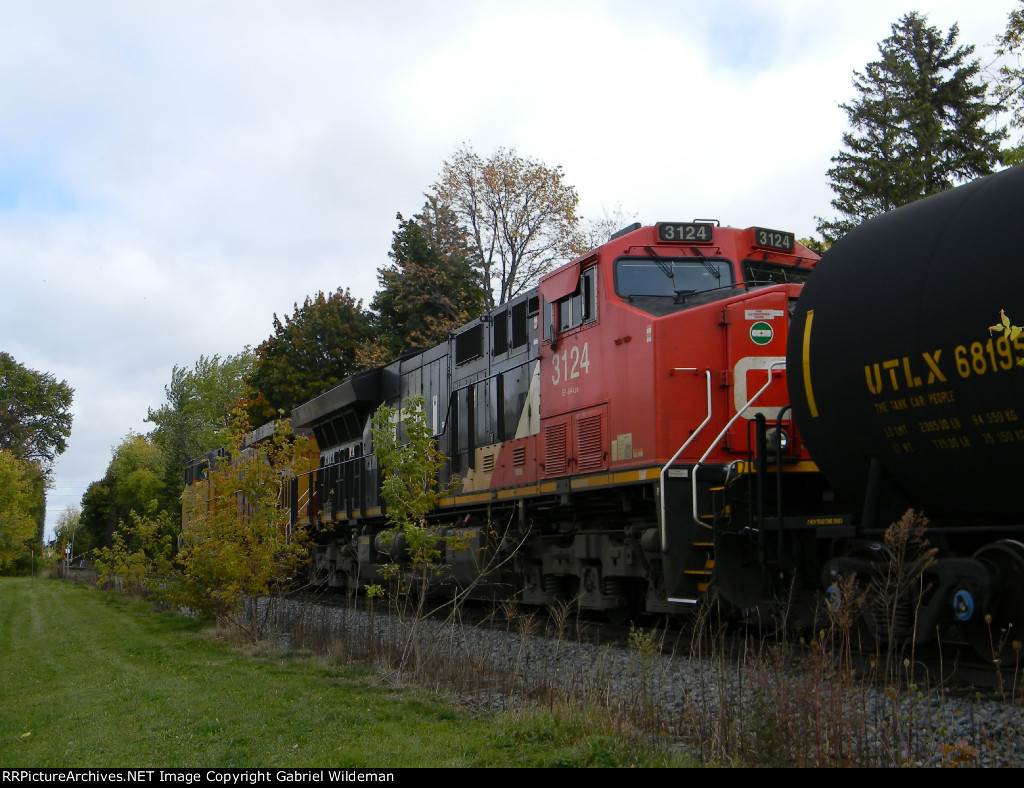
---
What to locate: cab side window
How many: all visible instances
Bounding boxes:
[551,266,597,335]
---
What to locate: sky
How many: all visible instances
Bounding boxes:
[1,0,1018,542]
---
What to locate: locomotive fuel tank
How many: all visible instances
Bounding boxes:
[787,164,1024,530]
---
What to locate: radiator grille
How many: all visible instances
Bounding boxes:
[544,422,568,476]
[576,412,604,472]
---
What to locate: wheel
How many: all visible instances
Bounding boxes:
[967,540,1024,664]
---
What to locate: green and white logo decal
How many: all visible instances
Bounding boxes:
[750,321,773,345]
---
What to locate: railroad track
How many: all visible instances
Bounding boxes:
[282,586,1020,698]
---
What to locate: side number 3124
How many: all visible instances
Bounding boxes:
[551,342,591,385]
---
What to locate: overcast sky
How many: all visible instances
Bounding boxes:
[1,0,1018,541]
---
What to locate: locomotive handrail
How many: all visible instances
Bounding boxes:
[295,485,309,521]
[659,368,713,552]
[690,360,787,530]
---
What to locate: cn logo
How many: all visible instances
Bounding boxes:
[750,321,774,345]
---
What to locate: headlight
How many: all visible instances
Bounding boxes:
[766,427,789,452]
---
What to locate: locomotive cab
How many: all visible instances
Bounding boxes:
[530,220,851,623]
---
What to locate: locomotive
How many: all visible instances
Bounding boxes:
[220,217,838,628]
[184,164,1024,652]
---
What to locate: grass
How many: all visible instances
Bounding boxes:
[21,506,1022,769]
[0,576,693,768]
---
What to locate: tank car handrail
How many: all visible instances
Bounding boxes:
[690,360,787,530]
[659,369,713,552]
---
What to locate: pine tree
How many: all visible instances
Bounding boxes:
[816,12,1005,242]
[365,199,486,365]
[995,0,1024,165]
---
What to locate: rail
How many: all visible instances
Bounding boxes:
[689,360,786,529]
[659,369,712,552]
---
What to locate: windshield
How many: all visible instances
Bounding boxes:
[743,259,813,286]
[614,257,734,298]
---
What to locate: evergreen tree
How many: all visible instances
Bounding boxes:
[816,12,1005,242]
[995,0,1024,165]
[366,198,486,365]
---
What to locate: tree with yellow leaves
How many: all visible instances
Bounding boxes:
[0,451,40,572]
[177,410,317,640]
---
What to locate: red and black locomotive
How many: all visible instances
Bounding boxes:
[186,164,1024,650]
[280,218,837,626]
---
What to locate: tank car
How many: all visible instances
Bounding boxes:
[787,163,1024,655]
[290,219,846,627]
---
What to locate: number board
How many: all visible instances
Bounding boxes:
[752,227,795,251]
[657,222,714,244]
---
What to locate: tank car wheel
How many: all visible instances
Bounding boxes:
[967,540,1024,663]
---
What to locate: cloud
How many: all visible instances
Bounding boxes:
[0,0,1014,539]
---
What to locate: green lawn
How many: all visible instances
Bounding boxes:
[0,577,690,768]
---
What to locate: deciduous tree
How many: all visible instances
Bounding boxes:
[52,505,86,560]
[78,479,114,554]
[108,433,166,521]
[147,352,253,468]
[0,450,40,572]
[147,351,254,515]
[93,507,176,596]
[816,12,1005,242]
[177,411,316,640]
[434,144,584,307]
[370,395,462,670]
[0,352,73,471]
[79,432,167,552]
[578,203,639,251]
[246,288,373,424]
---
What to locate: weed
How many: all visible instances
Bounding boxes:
[938,737,980,768]
[78,506,1024,767]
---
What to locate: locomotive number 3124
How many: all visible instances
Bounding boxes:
[551,342,591,386]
